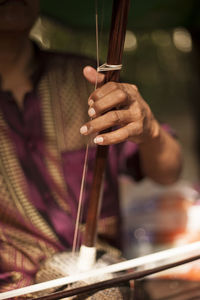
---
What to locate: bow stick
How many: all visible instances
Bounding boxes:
[1,241,200,299]
[78,0,130,270]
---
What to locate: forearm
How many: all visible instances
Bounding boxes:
[138,124,182,185]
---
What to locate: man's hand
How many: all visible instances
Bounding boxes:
[81,66,160,146]
[82,66,182,185]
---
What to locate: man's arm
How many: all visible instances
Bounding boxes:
[138,125,182,184]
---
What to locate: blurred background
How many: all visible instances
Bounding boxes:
[34,0,200,261]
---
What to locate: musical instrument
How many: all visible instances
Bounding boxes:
[0,241,200,299]
[0,1,199,299]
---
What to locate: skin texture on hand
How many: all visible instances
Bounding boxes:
[81,66,160,146]
[81,66,182,185]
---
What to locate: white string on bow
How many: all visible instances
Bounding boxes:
[72,0,124,254]
[1,241,200,299]
[72,0,102,254]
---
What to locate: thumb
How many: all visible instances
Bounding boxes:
[83,66,105,86]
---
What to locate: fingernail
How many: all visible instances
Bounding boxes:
[88,107,96,117]
[94,136,104,144]
[80,125,88,135]
[88,99,94,106]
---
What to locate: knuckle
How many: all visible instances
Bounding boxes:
[131,84,138,92]
[136,109,143,120]
[116,89,126,102]
[110,110,122,124]
[134,103,143,119]
[128,122,142,138]
[135,122,143,136]
[106,81,118,90]
[129,110,136,121]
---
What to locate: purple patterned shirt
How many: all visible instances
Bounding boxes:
[0,50,143,250]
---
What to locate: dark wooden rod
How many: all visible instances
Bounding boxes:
[83,0,130,248]
[33,255,200,299]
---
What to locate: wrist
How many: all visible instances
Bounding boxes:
[139,119,162,146]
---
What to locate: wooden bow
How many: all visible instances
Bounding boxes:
[82,0,130,249]
[2,241,200,299]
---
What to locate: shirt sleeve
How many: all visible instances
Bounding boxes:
[118,141,144,181]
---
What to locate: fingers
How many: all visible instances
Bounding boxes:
[80,109,131,135]
[93,128,130,145]
[88,89,127,118]
[83,66,105,85]
[94,123,142,145]
[88,82,133,114]
[80,80,145,145]
[89,82,137,104]
[80,109,143,145]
